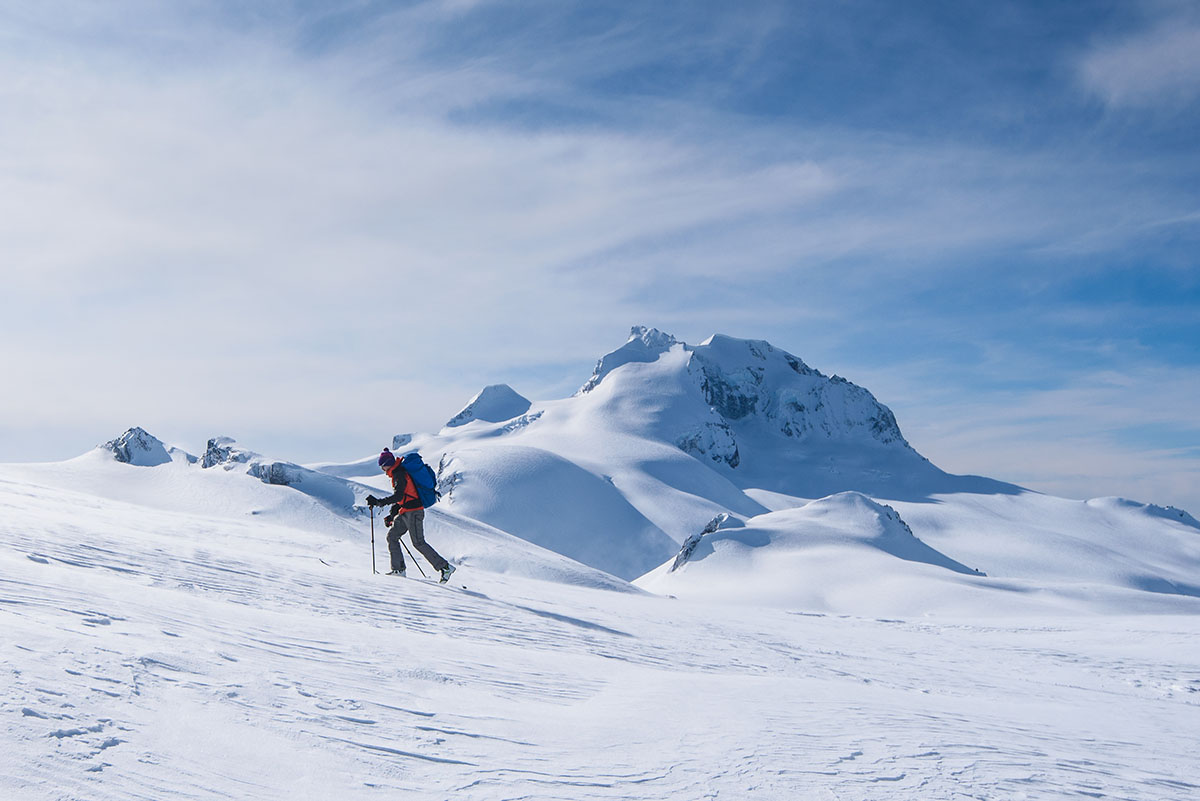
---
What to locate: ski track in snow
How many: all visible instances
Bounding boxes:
[2,479,1199,800]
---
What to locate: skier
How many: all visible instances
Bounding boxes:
[366,448,456,583]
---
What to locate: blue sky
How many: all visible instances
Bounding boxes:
[2,0,1198,512]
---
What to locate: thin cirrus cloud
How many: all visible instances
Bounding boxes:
[908,369,1200,509]
[1077,13,1200,108]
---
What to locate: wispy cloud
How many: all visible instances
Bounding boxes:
[856,344,1200,513]
[1077,10,1200,108]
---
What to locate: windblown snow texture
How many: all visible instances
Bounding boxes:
[2,449,1198,800]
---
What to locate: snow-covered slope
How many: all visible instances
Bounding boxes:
[637,491,1200,615]
[436,445,677,579]
[2,461,1198,800]
[2,430,634,592]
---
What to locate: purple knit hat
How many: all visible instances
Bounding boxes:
[377,448,396,468]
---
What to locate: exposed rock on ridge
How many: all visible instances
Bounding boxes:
[580,326,679,394]
[685,335,909,450]
[102,427,172,467]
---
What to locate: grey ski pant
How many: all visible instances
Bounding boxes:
[387,509,449,573]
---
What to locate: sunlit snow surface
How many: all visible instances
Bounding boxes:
[2,461,1199,800]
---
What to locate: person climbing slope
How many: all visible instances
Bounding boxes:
[366,448,456,582]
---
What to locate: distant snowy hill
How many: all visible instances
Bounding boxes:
[445,384,532,428]
[100,426,181,467]
[637,490,1200,616]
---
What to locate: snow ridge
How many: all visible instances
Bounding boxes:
[201,435,363,512]
[579,326,680,394]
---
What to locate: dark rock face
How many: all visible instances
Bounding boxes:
[698,368,759,421]
[671,513,734,571]
[248,461,300,487]
[202,437,254,469]
[673,335,913,469]
[676,421,740,468]
[202,436,298,487]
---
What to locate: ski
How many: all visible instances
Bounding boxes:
[382,574,468,591]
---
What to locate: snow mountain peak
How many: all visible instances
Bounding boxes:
[446,384,532,428]
[575,327,914,479]
[579,326,681,394]
[101,427,172,467]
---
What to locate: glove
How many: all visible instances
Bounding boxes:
[383,513,395,527]
[366,495,381,507]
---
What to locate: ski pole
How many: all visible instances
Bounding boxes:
[401,535,428,578]
[370,506,377,574]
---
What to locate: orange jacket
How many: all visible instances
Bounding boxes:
[380,464,423,511]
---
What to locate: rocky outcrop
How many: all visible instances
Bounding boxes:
[102,427,172,467]
[671,513,741,571]
[201,436,258,469]
[686,336,909,450]
[676,420,740,468]
[201,437,295,486]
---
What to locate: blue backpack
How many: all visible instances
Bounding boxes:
[400,452,440,508]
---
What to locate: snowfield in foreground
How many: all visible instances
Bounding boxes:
[2,467,1199,800]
